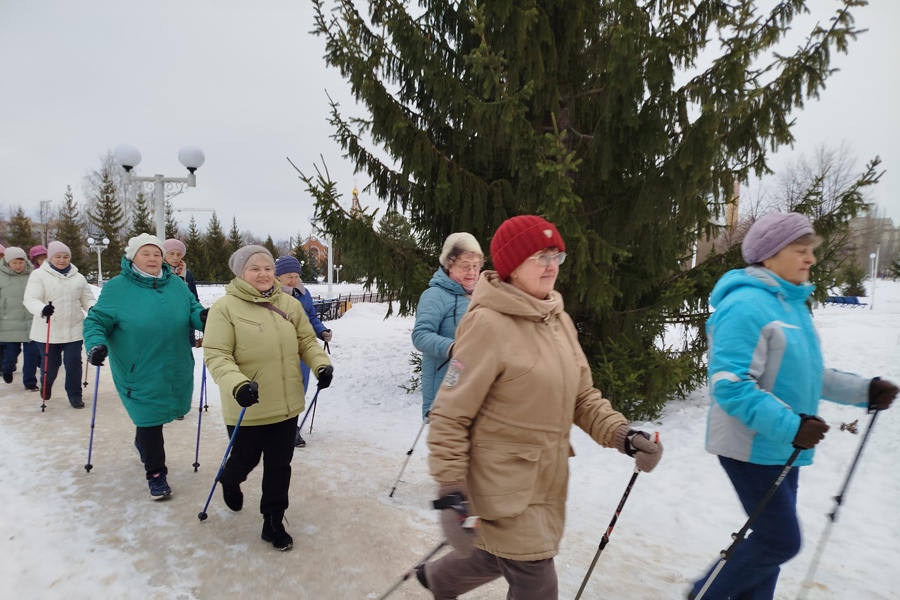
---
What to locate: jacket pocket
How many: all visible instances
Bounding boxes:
[469,440,541,521]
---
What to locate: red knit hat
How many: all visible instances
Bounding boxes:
[490,215,566,280]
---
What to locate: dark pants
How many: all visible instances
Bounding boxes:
[425,547,558,600]
[2,341,41,387]
[135,425,167,479]
[222,416,297,514]
[691,456,801,600]
[38,340,84,404]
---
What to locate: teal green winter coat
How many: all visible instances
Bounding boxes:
[83,256,204,427]
[0,259,35,343]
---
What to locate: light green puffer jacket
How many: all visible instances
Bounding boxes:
[203,278,330,427]
[0,259,35,343]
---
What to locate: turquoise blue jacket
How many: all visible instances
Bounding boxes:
[706,267,868,466]
[411,268,471,418]
[84,257,204,427]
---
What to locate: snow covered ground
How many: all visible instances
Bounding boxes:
[1,278,898,599]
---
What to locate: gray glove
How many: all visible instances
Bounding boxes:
[434,483,478,555]
[321,329,333,342]
[613,425,663,472]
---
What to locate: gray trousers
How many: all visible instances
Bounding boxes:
[425,547,557,599]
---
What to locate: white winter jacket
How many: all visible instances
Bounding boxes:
[23,262,96,344]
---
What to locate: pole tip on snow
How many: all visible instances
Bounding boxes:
[85,464,92,473]
[198,512,208,521]
[389,487,396,498]
[193,462,199,472]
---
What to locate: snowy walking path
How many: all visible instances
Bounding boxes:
[1,282,898,599]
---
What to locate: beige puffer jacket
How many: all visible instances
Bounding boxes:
[428,271,628,561]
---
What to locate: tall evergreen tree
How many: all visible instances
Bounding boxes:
[304,0,868,419]
[263,235,278,259]
[86,166,127,277]
[128,190,154,239]
[56,186,86,269]
[165,200,180,240]
[204,212,229,281]
[291,231,305,261]
[185,216,209,280]
[302,246,320,282]
[227,216,243,255]
[7,206,37,249]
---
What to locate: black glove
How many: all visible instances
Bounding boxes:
[41,303,55,318]
[199,308,209,331]
[316,365,333,389]
[792,414,829,449]
[87,345,108,366]
[433,486,479,555]
[234,381,259,407]
[868,377,898,412]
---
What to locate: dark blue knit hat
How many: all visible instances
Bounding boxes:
[275,256,303,277]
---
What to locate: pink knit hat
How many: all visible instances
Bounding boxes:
[490,215,566,280]
[47,241,71,257]
[29,245,48,260]
[163,238,187,256]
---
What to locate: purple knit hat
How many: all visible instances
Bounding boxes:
[742,212,815,264]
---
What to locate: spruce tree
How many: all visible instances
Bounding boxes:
[303,247,320,282]
[165,200,180,240]
[128,191,154,239]
[227,217,243,255]
[305,0,869,419]
[56,186,86,269]
[7,206,37,249]
[204,212,229,281]
[185,217,209,280]
[85,166,127,277]
[262,235,278,259]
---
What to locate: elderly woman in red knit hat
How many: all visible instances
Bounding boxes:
[420,215,664,599]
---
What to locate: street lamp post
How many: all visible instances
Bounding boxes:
[869,251,878,310]
[335,264,343,284]
[87,236,109,285]
[113,143,206,240]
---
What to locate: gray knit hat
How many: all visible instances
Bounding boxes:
[742,212,815,264]
[228,245,273,277]
[4,247,27,262]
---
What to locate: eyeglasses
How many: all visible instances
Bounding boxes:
[452,262,483,272]
[528,252,566,267]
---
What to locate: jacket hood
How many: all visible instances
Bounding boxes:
[119,255,173,288]
[710,266,814,309]
[428,267,467,295]
[469,270,563,322]
[226,277,283,303]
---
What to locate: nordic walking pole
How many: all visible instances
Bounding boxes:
[797,411,881,599]
[40,303,52,412]
[198,406,247,521]
[695,446,804,600]
[309,342,330,433]
[389,419,427,498]
[193,365,207,472]
[84,365,102,473]
[574,465,643,599]
[297,387,320,432]
[375,540,447,600]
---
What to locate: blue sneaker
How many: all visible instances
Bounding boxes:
[148,473,172,500]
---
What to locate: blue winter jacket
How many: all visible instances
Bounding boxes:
[411,268,471,419]
[285,285,328,392]
[705,267,869,466]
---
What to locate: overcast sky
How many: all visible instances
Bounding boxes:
[1,0,898,245]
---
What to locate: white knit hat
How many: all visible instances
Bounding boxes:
[124,233,166,261]
[439,232,483,268]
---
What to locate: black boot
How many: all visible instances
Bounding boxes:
[221,484,243,511]
[261,512,293,551]
[415,563,429,590]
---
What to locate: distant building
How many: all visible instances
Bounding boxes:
[301,235,329,269]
